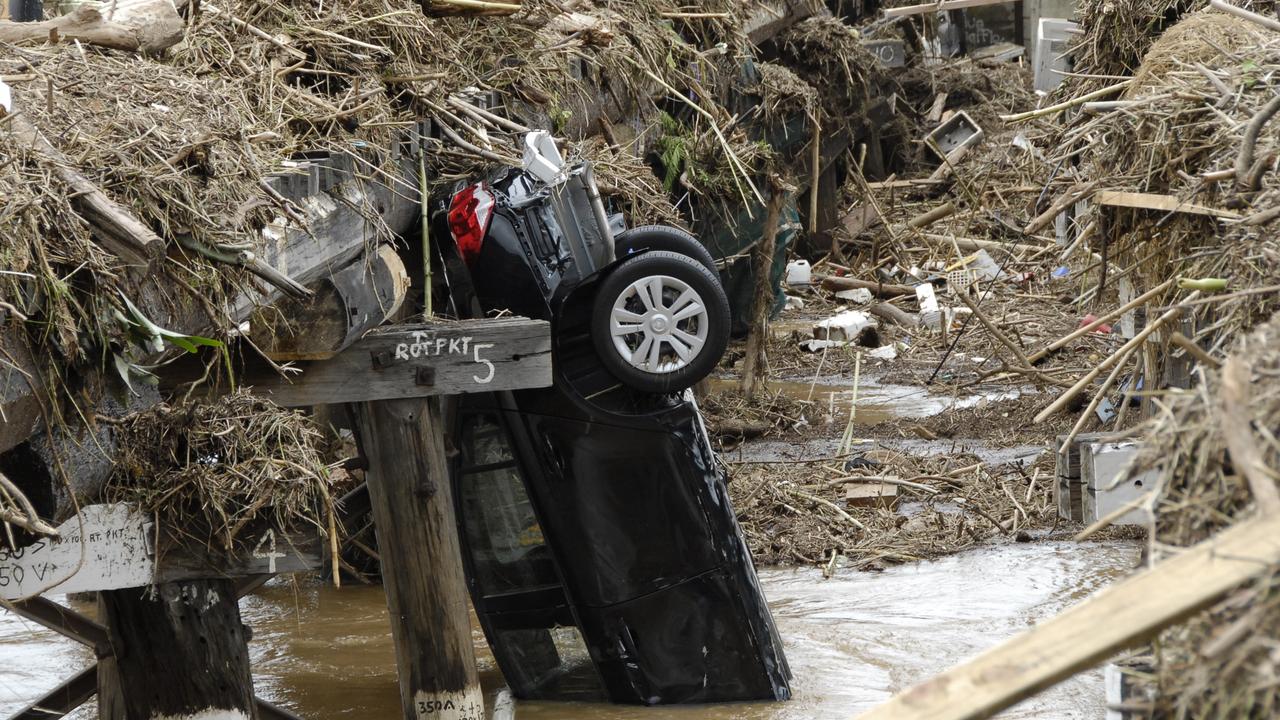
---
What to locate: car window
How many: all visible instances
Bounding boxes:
[457,412,559,596]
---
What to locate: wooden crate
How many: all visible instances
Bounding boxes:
[1081,441,1155,526]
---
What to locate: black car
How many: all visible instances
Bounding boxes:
[434,133,791,706]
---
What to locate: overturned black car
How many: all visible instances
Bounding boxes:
[433,133,791,706]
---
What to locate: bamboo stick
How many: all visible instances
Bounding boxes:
[1028,279,1176,363]
[1034,291,1198,423]
[1209,0,1280,32]
[1001,81,1131,123]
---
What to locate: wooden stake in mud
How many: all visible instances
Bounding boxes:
[352,398,484,720]
[100,578,258,720]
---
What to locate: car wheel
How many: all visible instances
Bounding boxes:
[591,250,730,394]
[615,225,720,279]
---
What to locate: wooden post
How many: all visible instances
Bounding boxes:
[100,578,259,720]
[97,595,126,720]
[352,398,484,720]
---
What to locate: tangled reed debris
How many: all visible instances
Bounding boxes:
[1121,311,1280,718]
[107,391,336,554]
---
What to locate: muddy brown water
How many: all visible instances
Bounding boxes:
[1,542,1137,719]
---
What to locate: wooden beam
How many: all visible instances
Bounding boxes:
[1095,190,1242,220]
[244,317,552,407]
[0,503,319,599]
[856,513,1280,720]
[353,398,485,720]
[249,244,410,361]
[9,666,97,720]
[743,0,824,43]
[883,0,1018,19]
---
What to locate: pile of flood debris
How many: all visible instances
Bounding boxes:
[0,0,895,541]
[1118,311,1280,718]
[705,0,1280,715]
[3,0,1280,713]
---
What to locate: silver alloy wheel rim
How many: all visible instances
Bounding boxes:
[609,274,709,375]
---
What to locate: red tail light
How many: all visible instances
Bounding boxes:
[448,183,495,267]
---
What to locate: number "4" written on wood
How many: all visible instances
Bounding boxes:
[252,530,286,573]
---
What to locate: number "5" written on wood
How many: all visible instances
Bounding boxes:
[472,344,494,384]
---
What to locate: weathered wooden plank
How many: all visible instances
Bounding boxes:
[855,513,1280,720]
[354,398,484,720]
[234,155,419,319]
[250,243,410,361]
[744,0,825,43]
[1095,190,1242,219]
[9,666,97,720]
[0,503,319,599]
[245,318,552,407]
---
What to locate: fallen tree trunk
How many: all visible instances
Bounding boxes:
[855,512,1280,720]
[0,2,183,54]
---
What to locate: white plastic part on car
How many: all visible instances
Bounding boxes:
[523,131,567,186]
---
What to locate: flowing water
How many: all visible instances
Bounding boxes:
[0,541,1137,719]
[708,376,1030,426]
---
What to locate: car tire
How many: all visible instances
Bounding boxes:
[615,225,720,279]
[591,250,730,394]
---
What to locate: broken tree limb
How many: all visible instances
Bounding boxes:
[907,202,957,230]
[1235,93,1280,191]
[1029,278,1176,364]
[819,275,916,298]
[869,303,918,328]
[855,512,1280,720]
[1221,354,1280,514]
[1170,331,1221,369]
[741,178,788,397]
[922,234,1043,255]
[7,114,162,266]
[1024,181,1097,235]
[927,144,971,183]
[0,470,58,536]
[420,0,521,15]
[952,289,1033,373]
[1209,0,1280,32]
[0,7,139,51]
[106,0,186,52]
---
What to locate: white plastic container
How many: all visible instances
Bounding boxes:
[785,259,812,286]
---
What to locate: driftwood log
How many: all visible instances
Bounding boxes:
[0,2,184,54]
[819,275,917,298]
[7,114,163,266]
